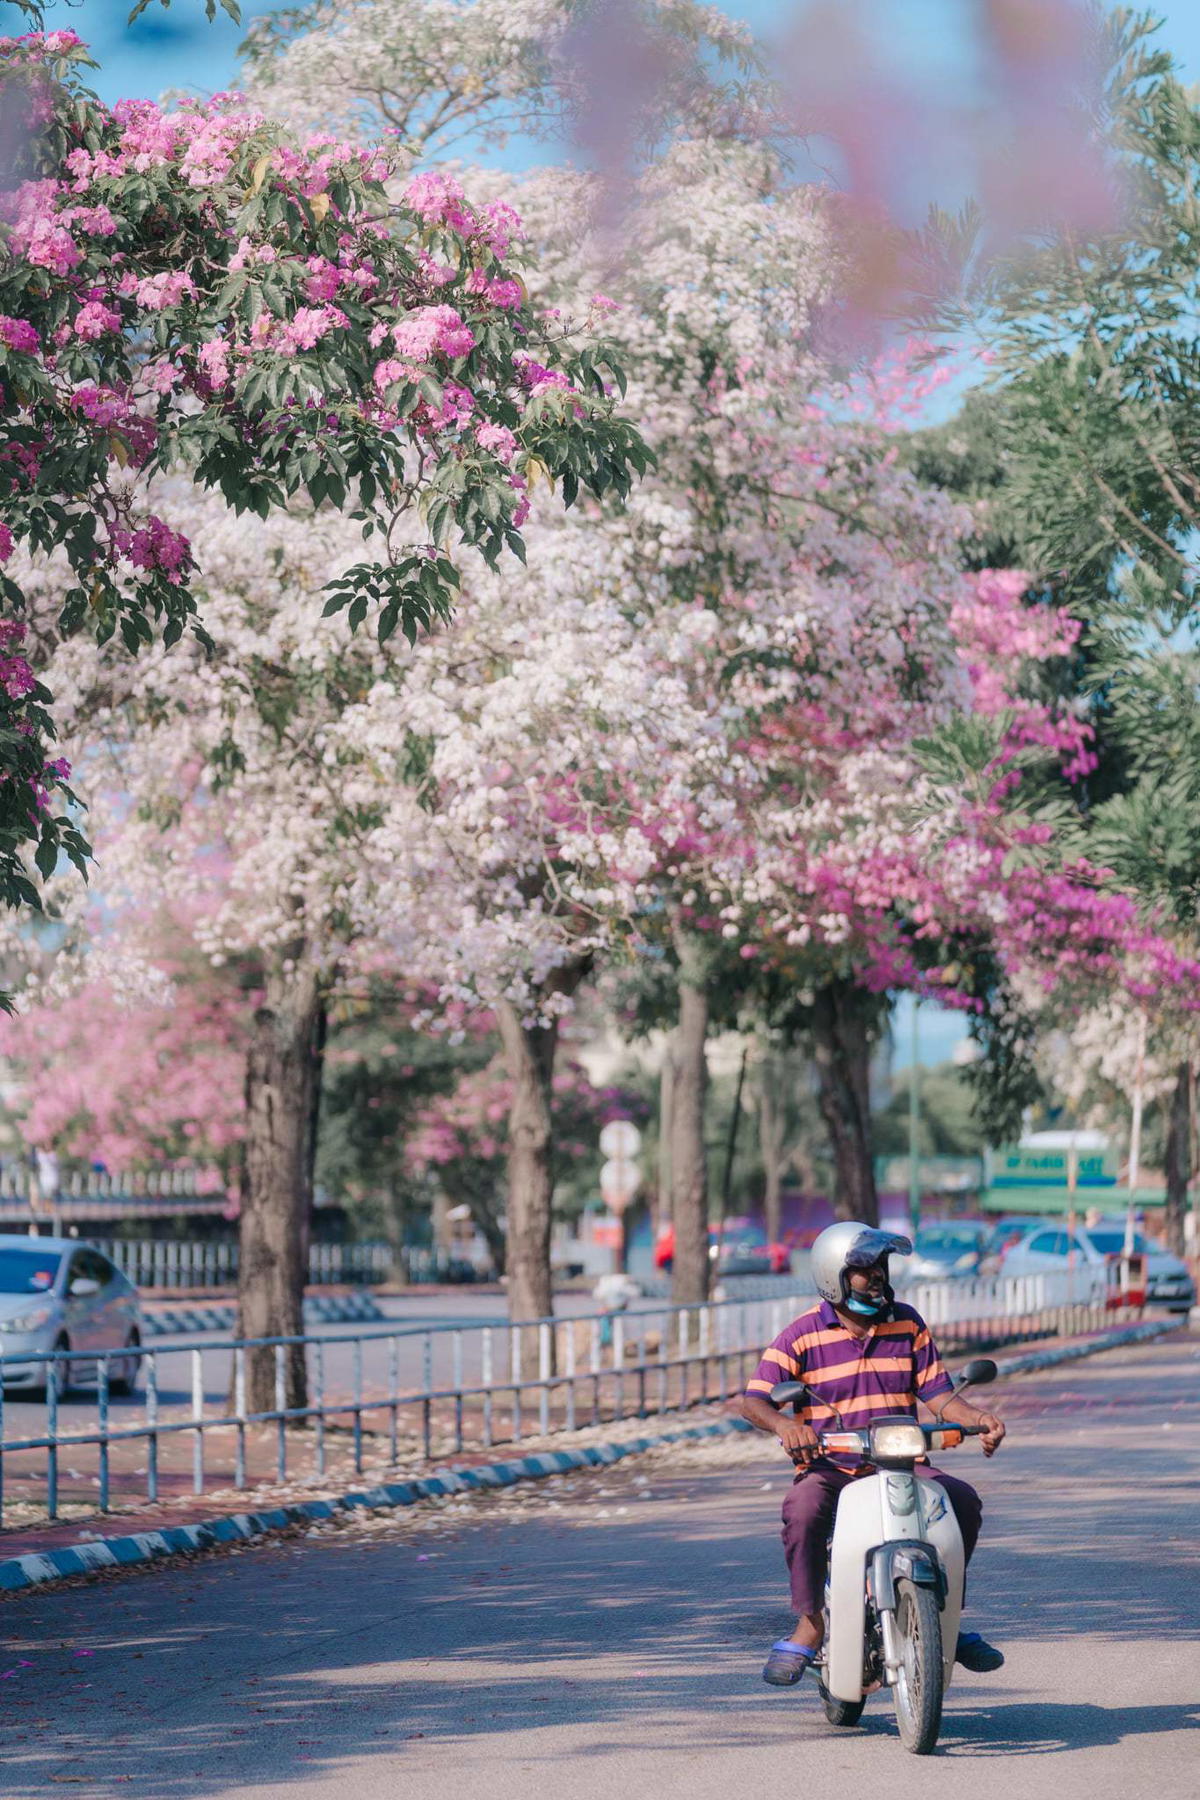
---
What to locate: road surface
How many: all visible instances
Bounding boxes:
[0,1332,1196,1798]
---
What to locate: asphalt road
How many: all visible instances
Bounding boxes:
[1,1333,1197,1799]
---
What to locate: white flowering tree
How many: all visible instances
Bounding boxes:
[22,476,722,1389]
[17,0,1168,1360]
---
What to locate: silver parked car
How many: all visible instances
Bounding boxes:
[904,1221,991,1281]
[1000,1220,1196,1314]
[0,1237,143,1395]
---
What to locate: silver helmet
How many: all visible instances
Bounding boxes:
[810,1221,912,1310]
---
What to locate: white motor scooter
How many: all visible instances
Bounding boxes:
[769,1357,998,1755]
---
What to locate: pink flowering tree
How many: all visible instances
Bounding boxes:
[0,956,248,1186]
[234,2,1102,1298]
[705,556,1200,1225]
[0,21,647,929]
[405,1057,646,1276]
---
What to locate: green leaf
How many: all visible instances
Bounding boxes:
[34,829,58,882]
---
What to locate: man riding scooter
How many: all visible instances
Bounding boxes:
[742,1221,1007,1687]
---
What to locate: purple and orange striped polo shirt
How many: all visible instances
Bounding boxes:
[745,1298,954,1472]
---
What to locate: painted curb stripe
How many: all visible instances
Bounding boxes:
[0,1316,1184,1598]
[142,1294,386,1338]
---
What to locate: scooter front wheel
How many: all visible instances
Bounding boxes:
[818,1679,865,1729]
[892,1578,943,1754]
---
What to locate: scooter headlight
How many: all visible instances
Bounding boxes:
[869,1421,926,1461]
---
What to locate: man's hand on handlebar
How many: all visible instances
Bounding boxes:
[975,1411,1006,1457]
[775,1416,820,1466]
[932,1391,1007,1457]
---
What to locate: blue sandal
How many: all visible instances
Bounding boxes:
[762,1640,818,1686]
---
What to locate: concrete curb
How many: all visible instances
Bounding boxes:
[0,1315,1185,1597]
[992,1314,1185,1378]
[142,1291,385,1336]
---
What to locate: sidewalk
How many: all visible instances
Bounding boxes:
[0,1315,1184,1574]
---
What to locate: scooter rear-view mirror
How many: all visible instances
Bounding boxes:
[769,1378,811,1409]
[955,1357,998,1391]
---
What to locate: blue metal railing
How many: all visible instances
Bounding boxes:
[0,1278,1131,1530]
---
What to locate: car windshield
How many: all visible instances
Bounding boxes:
[986,1222,1035,1251]
[0,1249,61,1294]
[915,1228,980,1253]
[1086,1229,1148,1256]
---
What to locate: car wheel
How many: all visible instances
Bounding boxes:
[110,1332,141,1397]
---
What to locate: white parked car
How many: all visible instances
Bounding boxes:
[1000,1220,1195,1314]
[0,1237,143,1395]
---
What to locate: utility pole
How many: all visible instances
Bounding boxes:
[1125,1012,1146,1258]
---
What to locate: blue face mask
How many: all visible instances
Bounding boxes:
[844,1291,889,1319]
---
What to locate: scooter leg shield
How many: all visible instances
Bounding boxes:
[826,1477,884,1702]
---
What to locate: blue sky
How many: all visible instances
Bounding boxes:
[10,1,1200,114]
[12,0,1194,1066]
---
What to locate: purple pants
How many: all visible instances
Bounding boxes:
[780,1461,982,1616]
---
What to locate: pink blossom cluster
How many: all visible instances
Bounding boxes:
[69,383,130,428]
[0,28,83,55]
[8,205,82,276]
[228,237,278,271]
[392,304,476,362]
[0,315,40,354]
[403,172,479,236]
[0,638,36,700]
[476,422,518,464]
[196,340,231,390]
[302,254,377,303]
[466,267,523,310]
[513,353,574,397]
[110,515,192,583]
[274,135,389,197]
[948,569,1098,781]
[278,304,349,352]
[950,568,1081,712]
[72,298,122,341]
[405,1059,644,1174]
[177,106,264,190]
[403,174,524,259]
[119,270,197,310]
[1,178,120,275]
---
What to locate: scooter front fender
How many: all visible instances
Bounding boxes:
[868,1539,946,1613]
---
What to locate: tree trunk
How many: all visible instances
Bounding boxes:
[669,936,710,1306]
[810,978,879,1226]
[1164,1059,1190,1258]
[656,1051,673,1231]
[496,959,589,1343]
[759,1054,787,1244]
[464,1187,507,1278]
[239,955,324,1413]
[382,1184,408,1282]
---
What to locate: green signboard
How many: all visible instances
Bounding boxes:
[989,1145,1117,1189]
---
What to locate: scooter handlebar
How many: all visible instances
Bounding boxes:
[799,1419,988,1462]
